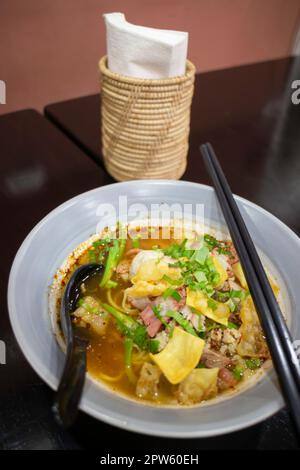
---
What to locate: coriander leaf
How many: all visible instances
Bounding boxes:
[203,234,218,249]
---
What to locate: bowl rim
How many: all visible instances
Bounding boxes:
[7,179,300,438]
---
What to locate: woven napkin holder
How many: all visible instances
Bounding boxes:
[99,55,195,181]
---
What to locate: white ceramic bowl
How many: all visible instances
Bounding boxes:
[8,180,300,438]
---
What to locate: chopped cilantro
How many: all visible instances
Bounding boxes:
[204,234,231,256]
[203,234,219,249]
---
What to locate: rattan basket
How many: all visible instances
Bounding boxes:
[99,55,196,181]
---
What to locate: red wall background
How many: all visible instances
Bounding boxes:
[0,0,300,115]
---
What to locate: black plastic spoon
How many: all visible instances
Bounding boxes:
[52,263,104,428]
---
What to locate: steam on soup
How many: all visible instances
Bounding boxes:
[57,226,278,406]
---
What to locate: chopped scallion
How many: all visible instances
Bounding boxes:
[166,310,198,337]
[106,280,118,289]
[124,337,133,368]
[232,366,244,380]
[163,287,181,302]
[245,358,262,370]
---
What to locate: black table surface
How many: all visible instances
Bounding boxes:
[45,56,300,237]
[0,55,299,450]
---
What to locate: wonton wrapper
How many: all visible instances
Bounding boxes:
[212,256,228,288]
[127,256,181,298]
[132,258,181,283]
[130,250,163,279]
[150,327,205,384]
[186,288,230,326]
[232,262,248,289]
[126,280,170,297]
[232,262,280,298]
[177,368,219,405]
[237,297,269,358]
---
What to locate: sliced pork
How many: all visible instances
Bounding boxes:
[201,348,233,368]
[218,367,239,391]
[128,295,151,311]
[140,305,162,337]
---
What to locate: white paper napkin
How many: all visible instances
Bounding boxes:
[103,12,188,79]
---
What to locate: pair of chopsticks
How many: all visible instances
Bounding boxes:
[201,142,300,435]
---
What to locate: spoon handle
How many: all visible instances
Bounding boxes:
[52,337,87,428]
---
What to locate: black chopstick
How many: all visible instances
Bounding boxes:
[201,142,300,435]
[205,142,300,386]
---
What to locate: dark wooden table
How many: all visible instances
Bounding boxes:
[0,110,112,450]
[45,56,300,237]
[1,56,300,451]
